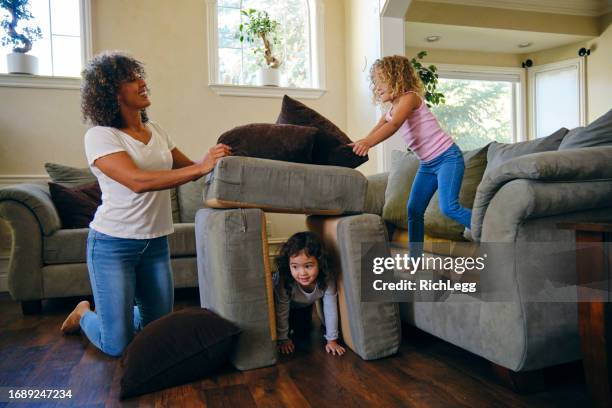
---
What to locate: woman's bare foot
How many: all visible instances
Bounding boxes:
[60,300,91,334]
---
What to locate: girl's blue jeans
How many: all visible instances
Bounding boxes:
[407,143,472,259]
[80,229,174,357]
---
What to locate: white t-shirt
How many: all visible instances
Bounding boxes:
[84,121,176,239]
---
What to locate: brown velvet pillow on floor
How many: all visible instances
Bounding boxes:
[48,181,101,229]
[120,308,241,400]
[217,123,317,163]
[276,95,368,168]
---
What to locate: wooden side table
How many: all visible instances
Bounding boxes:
[558,222,612,408]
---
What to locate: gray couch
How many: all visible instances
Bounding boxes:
[0,179,206,314]
[310,144,612,376]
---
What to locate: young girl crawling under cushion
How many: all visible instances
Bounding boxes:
[273,231,345,356]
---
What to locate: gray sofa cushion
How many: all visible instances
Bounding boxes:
[203,156,367,214]
[382,150,420,228]
[307,214,401,360]
[44,162,180,223]
[364,172,389,215]
[43,223,197,264]
[559,108,612,149]
[177,178,206,223]
[195,208,277,370]
[485,128,568,174]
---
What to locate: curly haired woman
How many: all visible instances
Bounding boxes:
[60,51,231,356]
[350,55,472,260]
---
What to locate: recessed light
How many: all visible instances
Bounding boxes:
[426,35,441,42]
[518,42,533,48]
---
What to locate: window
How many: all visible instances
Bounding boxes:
[207,0,325,98]
[529,58,585,138]
[431,64,526,151]
[0,0,90,78]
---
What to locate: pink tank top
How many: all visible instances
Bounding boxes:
[385,91,454,162]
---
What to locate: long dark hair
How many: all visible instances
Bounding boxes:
[275,231,332,293]
[81,50,149,128]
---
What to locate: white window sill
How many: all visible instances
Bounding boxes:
[0,73,80,90]
[209,83,326,99]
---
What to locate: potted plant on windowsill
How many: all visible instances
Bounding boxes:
[237,8,282,87]
[1,0,42,75]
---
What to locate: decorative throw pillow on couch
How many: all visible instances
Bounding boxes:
[48,182,102,229]
[276,95,368,168]
[120,308,241,399]
[558,108,612,149]
[217,123,318,163]
[44,162,180,223]
[484,128,568,174]
[382,150,420,228]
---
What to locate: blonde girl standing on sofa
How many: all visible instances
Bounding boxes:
[350,55,471,259]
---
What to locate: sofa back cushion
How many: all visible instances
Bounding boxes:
[424,144,489,240]
[177,178,206,223]
[382,150,420,228]
[217,123,317,163]
[484,128,568,174]
[559,108,612,149]
[276,95,368,168]
[45,162,180,223]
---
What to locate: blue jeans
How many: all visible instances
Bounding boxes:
[80,229,174,357]
[407,143,472,258]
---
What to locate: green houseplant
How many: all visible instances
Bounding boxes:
[411,51,445,107]
[237,8,282,86]
[1,0,42,74]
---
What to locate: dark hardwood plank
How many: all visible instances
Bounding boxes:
[0,292,591,407]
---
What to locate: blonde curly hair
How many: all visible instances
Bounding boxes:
[369,55,424,105]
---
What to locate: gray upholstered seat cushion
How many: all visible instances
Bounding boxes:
[203,156,367,214]
[43,223,197,264]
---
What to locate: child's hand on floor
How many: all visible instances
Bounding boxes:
[348,139,371,157]
[325,340,346,356]
[278,340,295,355]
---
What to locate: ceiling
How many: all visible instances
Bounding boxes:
[416,0,612,17]
[405,22,592,53]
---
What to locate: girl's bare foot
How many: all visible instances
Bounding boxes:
[60,300,91,334]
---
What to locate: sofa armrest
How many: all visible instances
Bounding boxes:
[0,183,61,236]
[480,178,612,242]
[364,172,389,215]
[473,146,612,241]
[0,200,45,300]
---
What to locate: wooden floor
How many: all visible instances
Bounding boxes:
[0,290,590,408]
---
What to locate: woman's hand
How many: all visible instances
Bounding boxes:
[348,139,371,157]
[325,340,346,356]
[197,143,232,175]
[278,339,295,355]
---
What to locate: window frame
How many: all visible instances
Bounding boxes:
[0,0,92,89]
[206,0,326,99]
[528,57,586,139]
[433,63,527,143]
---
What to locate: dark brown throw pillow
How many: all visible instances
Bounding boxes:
[276,95,368,168]
[48,181,101,229]
[120,308,241,400]
[217,123,317,163]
